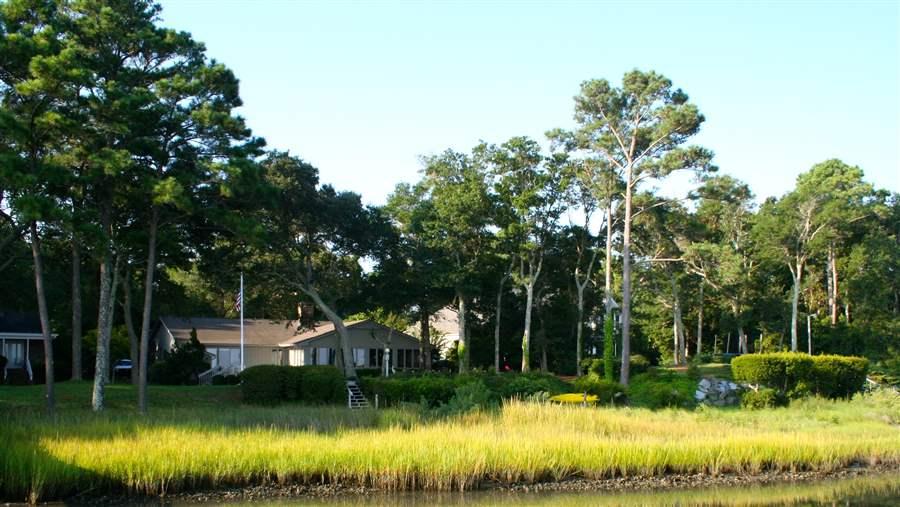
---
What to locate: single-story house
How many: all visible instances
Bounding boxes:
[1,311,53,383]
[155,316,424,375]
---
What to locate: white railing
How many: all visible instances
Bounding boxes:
[199,364,241,385]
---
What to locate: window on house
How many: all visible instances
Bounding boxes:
[3,341,24,368]
[353,348,366,367]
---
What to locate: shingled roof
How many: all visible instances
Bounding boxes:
[159,316,305,347]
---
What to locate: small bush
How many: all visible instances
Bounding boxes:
[741,388,787,409]
[628,372,696,409]
[239,365,287,405]
[298,366,345,404]
[686,362,701,380]
[148,330,210,385]
[811,355,869,399]
[572,374,626,404]
[580,357,603,377]
[434,380,497,416]
[629,354,651,375]
[580,354,649,379]
[732,353,868,399]
[495,372,570,398]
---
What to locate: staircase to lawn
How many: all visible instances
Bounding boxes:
[346,379,370,409]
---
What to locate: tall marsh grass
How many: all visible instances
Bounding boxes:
[1,388,898,502]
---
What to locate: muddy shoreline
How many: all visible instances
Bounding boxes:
[62,463,900,505]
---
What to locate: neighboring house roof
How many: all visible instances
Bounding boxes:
[0,310,43,337]
[405,306,461,340]
[429,307,461,338]
[279,319,422,348]
[159,316,302,347]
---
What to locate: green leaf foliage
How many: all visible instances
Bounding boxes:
[731,353,868,399]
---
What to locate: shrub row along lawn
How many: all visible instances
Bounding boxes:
[1,383,898,502]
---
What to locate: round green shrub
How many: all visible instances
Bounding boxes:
[239,365,287,405]
[732,353,868,399]
[299,366,345,404]
[740,388,787,409]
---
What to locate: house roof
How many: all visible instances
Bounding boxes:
[404,306,460,339]
[160,316,304,347]
[277,319,364,347]
[278,319,422,348]
[0,311,42,335]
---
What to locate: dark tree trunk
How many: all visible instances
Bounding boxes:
[138,207,159,413]
[30,222,55,416]
[457,291,468,373]
[419,307,432,370]
[71,238,82,381]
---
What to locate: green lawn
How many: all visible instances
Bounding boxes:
[1,380,898,503]
[0,380,241,412]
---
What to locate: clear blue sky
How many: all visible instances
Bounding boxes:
[158,0,899,205]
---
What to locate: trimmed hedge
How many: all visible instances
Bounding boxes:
[731,353,868,399]
[239,365,345,405]
[360,372,571,408]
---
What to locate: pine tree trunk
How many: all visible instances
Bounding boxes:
[521,283,534,372]
[494,274,507,373]
[696,284,703,357]
[605,204,614,316]
[71,238,82,381]
[576,287,585,374]
[620,164,634,386]
[831,246,839,325]
[138,207,159,413]
[419,308,431,371]
[92,251,112,411]
[827,246,835,325]
[30,222,55,416]
[670,274,685,364]
[93,204,116,411]
[457,291,468,373]
[790,262,802,352]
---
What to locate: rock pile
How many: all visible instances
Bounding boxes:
[695,376,742,406]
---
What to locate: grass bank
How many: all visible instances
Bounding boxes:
[1,382,898,502]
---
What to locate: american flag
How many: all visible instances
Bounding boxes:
[233,289,242,313]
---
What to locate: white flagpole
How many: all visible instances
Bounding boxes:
[240,272,245,371]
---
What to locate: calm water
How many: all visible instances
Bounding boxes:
[173,473,900,506]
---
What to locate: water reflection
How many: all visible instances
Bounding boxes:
[182,473,900,506]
